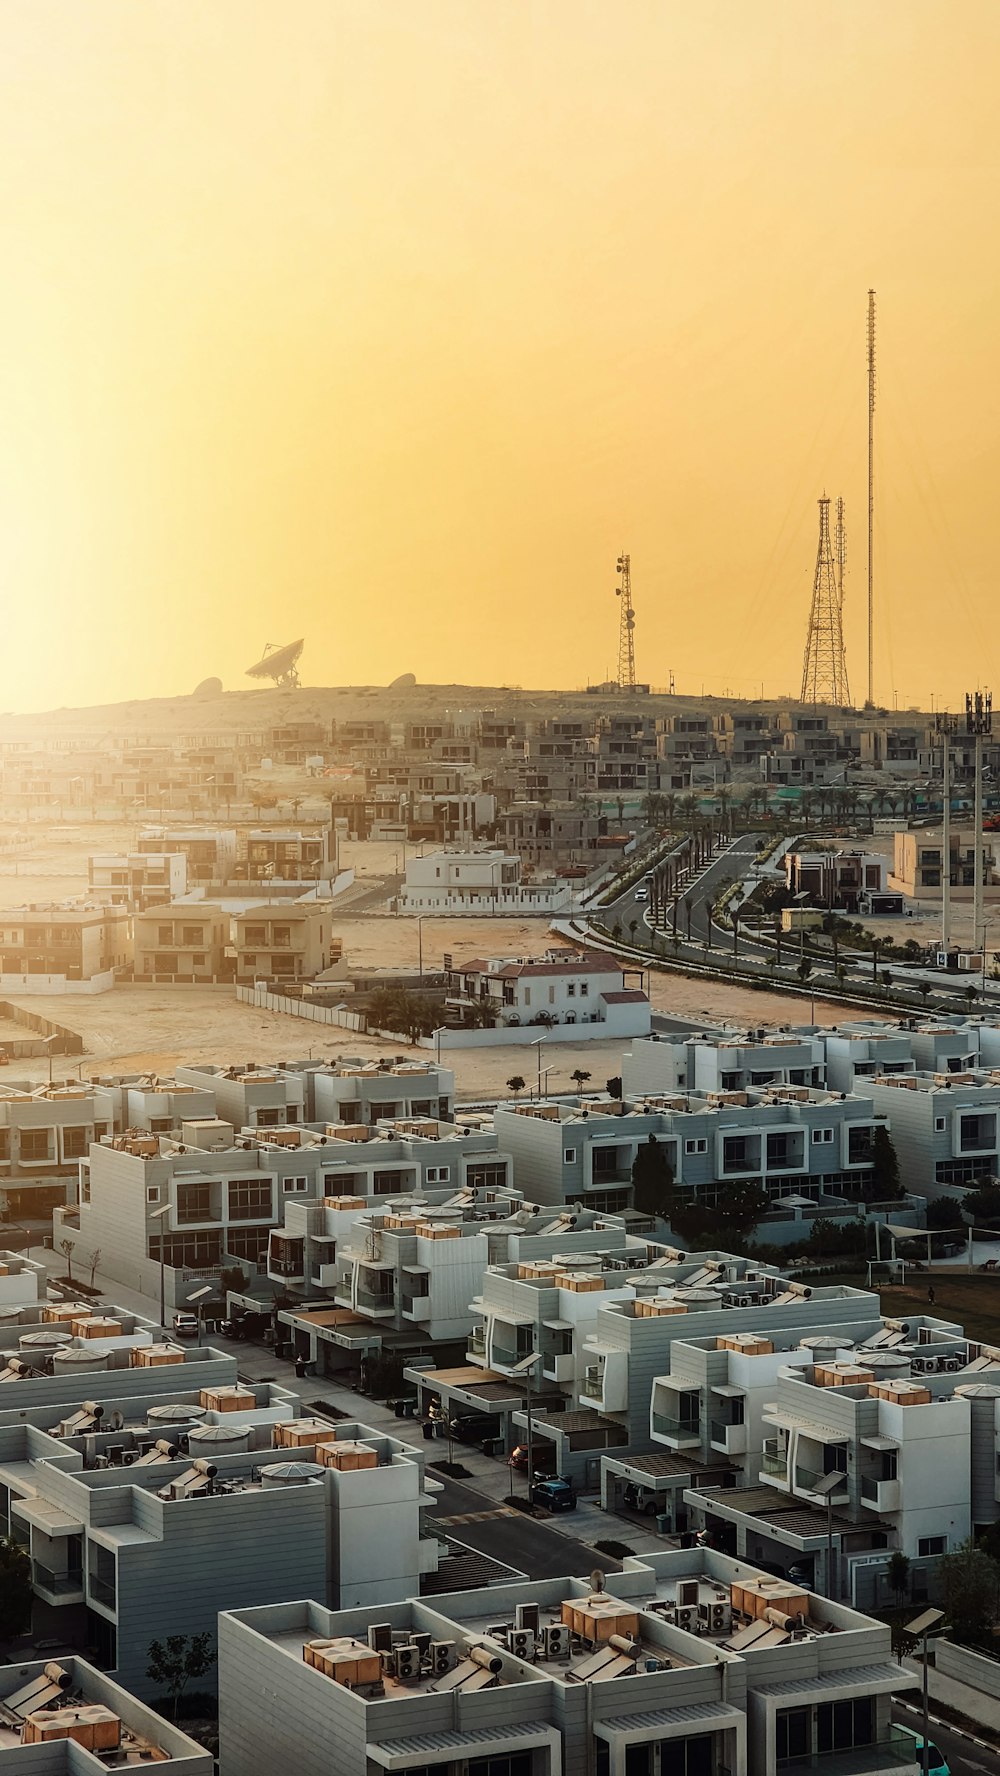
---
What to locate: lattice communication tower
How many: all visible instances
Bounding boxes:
[800,498,850,706]
[615,553,636,689]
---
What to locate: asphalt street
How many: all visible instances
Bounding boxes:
[429,1469,619,1581]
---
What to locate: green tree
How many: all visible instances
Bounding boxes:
[936,1537,1000,1643]
[0,1537,32,1643]
[59,1238,75,1283]
[506,1075,526,1099]
[605,1076,623,1100]
[869,1126,904,1201]
[631,1134,676,1220]
[570,1069,592,1095]
[147,1633,215,1720]
[963,1184,1000,1227]
[887,1550,911,1609]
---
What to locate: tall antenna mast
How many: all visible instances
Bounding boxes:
[867,288,876,706]
[834,495,846,616]
[615,553,636,689]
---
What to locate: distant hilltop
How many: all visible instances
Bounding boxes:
[0,680,931,741]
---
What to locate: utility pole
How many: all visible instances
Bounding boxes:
[615,553,636,690]
[966,691,993,969]
[867,289,876,707]
[936,713,958,954]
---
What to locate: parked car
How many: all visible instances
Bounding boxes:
[893,1725,949,1775]
[449,1412,504,1445]
[509,1442,557,1474]
[172,1313,199,1339]
[530,1476,577,1513]
[623,1481,659,1516]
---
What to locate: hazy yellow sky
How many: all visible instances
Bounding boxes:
[1,1,998,713]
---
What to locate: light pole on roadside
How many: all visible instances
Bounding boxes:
[149,1202,172,1333]
[904,1608,945,1776]
[532,1036,545,1099]
[186,1282,213,1342]
[511,1351,542,1502]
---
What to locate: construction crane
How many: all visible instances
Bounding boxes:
[615,553,636,690]
[800,496,850,706]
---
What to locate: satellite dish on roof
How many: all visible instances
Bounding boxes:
[245,639,304,688]
[389,671,417,689]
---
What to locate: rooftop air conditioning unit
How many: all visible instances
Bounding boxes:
[509,1629,536,1661]
[542,1624,570,1660]
[431,1640,455,1675]
[945,1356,962,1371]
[674,1605,696,1632]
[394,1646,421,1681]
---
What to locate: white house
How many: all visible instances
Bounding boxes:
[445,947,652,1043]
[398,848,572,915]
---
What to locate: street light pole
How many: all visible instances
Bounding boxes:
[904,1609,944,1776]
[149,1202,172,1333]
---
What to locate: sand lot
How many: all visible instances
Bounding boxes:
[0,825,854,1098]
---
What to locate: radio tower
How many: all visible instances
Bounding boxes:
[800,496,850,705]
[866,288,876,706]
[615,552,636,689]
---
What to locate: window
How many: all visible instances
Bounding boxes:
[228,1178,272,1220]
[282,1175,308,1193]
[425,1165,450,1183]
[176,1181,212,1223]
[244,925,266,946]
[918,1535,946,1557]
[567,983,576,997]
[467,1162,508,1190]
[812,1127,834,1144]
[146,1187,159,1204]
[564,1148,577,1164]
[157,925,172,945]
[62,1127,89,1159]
[935,1116,946,1132]
[181,926,204,946]
[685,1137,708,1155]
[226,1225,270,1264]
[579,981,589,997]
[776,1708,811,1761]
[817,1696,873,1754]
[19,1129,52,1161]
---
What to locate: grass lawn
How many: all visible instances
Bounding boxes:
[832,1269,1000,1346]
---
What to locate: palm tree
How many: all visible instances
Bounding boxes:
[628,917,640,946]
[662,791,678,831]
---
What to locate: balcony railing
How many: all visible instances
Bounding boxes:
[33,1563,83,1599]
[581,1368,604,1399]
[491,1344,532,1370]
[795,1465,847,1498]
[652,1412,701,1441]
[356,1286,395,1313]
[761,1449,788,1478]
[467,1328,486,1357]
[87,1572,117,1609]
[778,1729,919,1776]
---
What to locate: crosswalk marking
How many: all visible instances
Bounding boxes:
[435,1507,518,1525]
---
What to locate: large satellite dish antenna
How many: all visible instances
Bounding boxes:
[245,639,304,688]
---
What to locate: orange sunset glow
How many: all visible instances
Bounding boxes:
[0,1,997,710]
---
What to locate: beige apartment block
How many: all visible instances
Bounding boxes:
[891,827,1000,902]
[0,904,131,989]
[234,901,337,984]
[133,903,231,983]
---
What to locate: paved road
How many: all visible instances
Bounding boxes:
[893,1699,998,1776]
[428,1469,617,1580]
